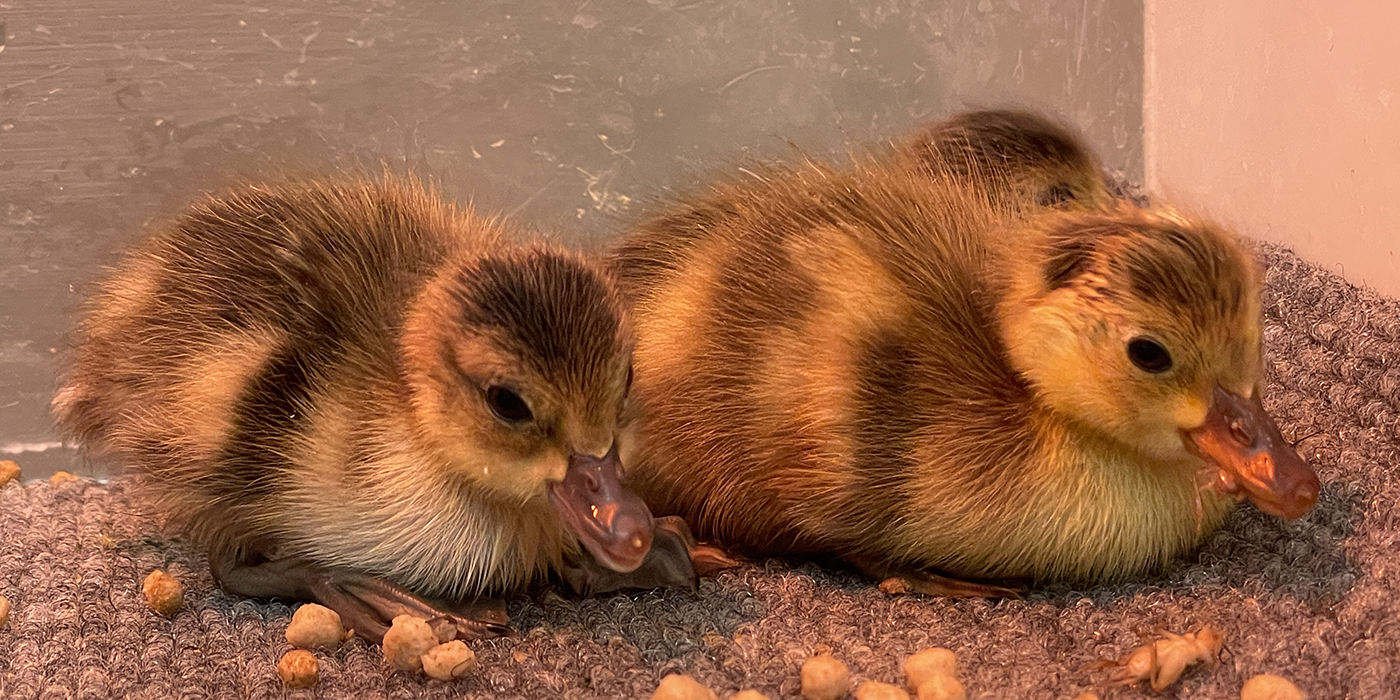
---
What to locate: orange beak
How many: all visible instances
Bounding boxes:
[547,444,653,573]
[1181,386,1320,519]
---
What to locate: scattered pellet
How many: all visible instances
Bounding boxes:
[915,675,966,700]
[422,640,478,681]
[904,647,958,688]
[285,603,346,650]
[1240,674,1305,700]
[856,680,911,700]
[50,471,80,486]
[0,594,10,627]
[651,673,718,700]
[277,649,320,688]
[382,614,439,672]
[0,460,20,485]
[1099,624,1225,692]
[729,691,773,700]
[142,569,184,617]
[801,655,851,700]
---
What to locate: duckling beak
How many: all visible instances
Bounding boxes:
[547,444,654,573]
[1181,385,1320,519]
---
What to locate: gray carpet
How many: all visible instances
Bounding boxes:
[1,242,1397,700]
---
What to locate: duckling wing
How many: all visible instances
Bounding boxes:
[612,164,1035,559]
[54,179,476,548]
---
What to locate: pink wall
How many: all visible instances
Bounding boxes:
[1145,1,1399,296]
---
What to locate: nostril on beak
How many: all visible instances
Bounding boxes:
[1228,419,1253,446]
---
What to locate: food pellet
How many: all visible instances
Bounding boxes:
[0,460,19,485]
[277,649,319,688]
[382,614,439,672]
[856,680,912,700]
[651,673,718,700]
[285,603,346,649]
[801,655,851,700]
[915,675,966,700]
[1240,674,1305,700]
[50,471,80,486]
[0,594,10,627]
[729,691,773,700]
[142,569,184,617]
[1069,694,1100,700]
[904,647,958,688]
[422,640,478,681]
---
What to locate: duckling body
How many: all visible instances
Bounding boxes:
[55,177,697,640]
[611,111,1318,592]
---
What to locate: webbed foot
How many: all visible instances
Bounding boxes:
[556,515,741,597]
[209,547,511,645]
[850,556,1025,599]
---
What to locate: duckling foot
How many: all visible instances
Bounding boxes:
[209,549,510,644]
[849,557,1025,599]
[657,515,743,577]
[555,516,740,597]
[311,573,511,645]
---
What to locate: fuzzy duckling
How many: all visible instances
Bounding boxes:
[54,176,702,642]
[609,112,1319,595]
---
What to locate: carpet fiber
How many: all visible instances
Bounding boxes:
[2,243,1398,699]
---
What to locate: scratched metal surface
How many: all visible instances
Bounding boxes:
[0,0,1143,477]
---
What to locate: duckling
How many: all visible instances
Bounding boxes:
[53,176,702,642]
[609,117,1319,596]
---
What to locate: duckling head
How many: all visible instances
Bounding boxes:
[997,203,1320,519]
[402,245,650,572]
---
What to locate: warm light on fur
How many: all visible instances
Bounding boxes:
[53,176,633,599]
[612,110,1262,586]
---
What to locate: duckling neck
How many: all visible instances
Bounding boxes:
[269,378,570,599]
[978,412,1234,582]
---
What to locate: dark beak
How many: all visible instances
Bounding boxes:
[1182,385,1320,519]
[547,444,653,573]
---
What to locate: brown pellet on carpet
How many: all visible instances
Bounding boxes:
[0,242,1396,700]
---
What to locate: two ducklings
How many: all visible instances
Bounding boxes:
[55,110,1318,638]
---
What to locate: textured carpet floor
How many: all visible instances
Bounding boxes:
[1,243,1398,700]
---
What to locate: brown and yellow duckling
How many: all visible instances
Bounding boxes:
[54,176,701,642]
[610,111,1319,596]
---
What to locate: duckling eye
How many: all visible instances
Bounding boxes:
[485,386,533,423]
[1126,337,1173,374]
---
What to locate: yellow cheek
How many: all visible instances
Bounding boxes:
[459,449,568,501]
[504,452,567,495]
[1009,306,1113,413]
[1173,393,1209,430]
[615,423,639,474]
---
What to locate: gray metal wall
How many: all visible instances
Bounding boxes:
[0,0,1143,477]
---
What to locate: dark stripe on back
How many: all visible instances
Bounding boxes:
[848,327,919,538]
[214,339,341,499]
[196,196,374,502]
